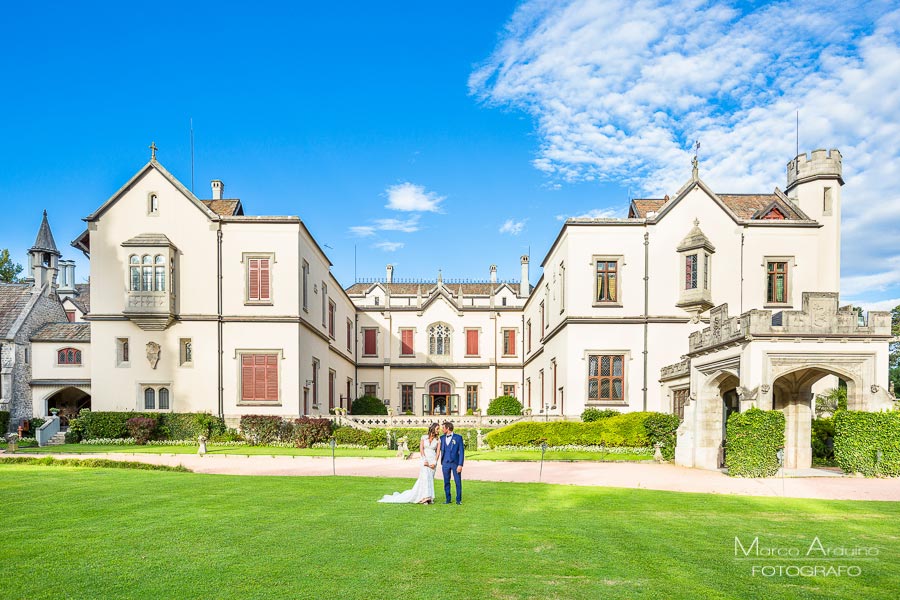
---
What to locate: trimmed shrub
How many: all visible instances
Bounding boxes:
[158,413,227,441]
[126,417,158,445]
[581,408,619,422]
[210,428,243,443]
[486,396,523,416]
[240,415,284,445]
[811,417,835,459]
[333,427,383,449]
[485,413,661,448]
[77,411,228,442]
[834,410,900,476]
[724,408,785,478]
[288,417,333,448]
[0,410,9,433]
[77,410,131,439]
[351,396,387,415]
[644,413,680,460]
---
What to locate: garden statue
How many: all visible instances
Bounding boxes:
[397,435,409,459]
[198,435,207,455]
[654,443,664,463]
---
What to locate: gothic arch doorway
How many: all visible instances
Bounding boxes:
[424,380,458,416]
[43,387,91,427]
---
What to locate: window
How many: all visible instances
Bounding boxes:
[142,385,172,411]
[328,300,336,338]
[347,319,353,351]
[363,383,377,397]
[158,388,170,410]
[311,359,319,406]
[823,187,833,216]
[363,328,377,356]
[767,261,788,304]
[502,297,507,306]
[502,329,517,356]
[526,378,531,408]
[57,347,82,365]
[596,260,618,303]
[527,320,532,353]
[240,354,279,403]
[302,260,309,311]
[328,369,336,410]
[247,256,271,303]
[502,383,516,398]
[148,193,159,214]
[142,255,152,291]
[130,256,140,291]
[322,282,328,326]
[685,254,698,290]
[401,384,414,413]
[116,338,129,366]
[400,328,414,356]
[559,262,566,312]
[180,338,193,366]
[588,355,625,403]
[144,387,155,409]
[540,301,545,333]
[428,323,450,356]
[703,254,710,290]
[65,310,75,322]
[130,254,168,292]
[154,255,166,292]
[465,329,478,356]
[374,296,380,306]
[466,384,478,411]
[673,388,689,421]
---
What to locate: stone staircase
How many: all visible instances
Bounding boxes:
[45,431,66,446]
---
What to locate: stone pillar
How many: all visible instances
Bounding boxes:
[783,391,813,470]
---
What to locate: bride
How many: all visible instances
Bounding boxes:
[378,423,441,504]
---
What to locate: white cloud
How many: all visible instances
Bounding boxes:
[845,298,900,313]
[349,225,376,237]
[374,216,421,233]
[499,218,527,235]
[374,241,405,252]
[556,208,621,221]
[472,0,900,302]
[385,182,445,212]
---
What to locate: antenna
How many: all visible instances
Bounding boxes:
[190,118,195,193]
[795,109,800,172]
[354,244,357,282]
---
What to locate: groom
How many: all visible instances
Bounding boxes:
[440,421,464,505]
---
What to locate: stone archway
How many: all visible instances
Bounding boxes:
[42,387,91,427]
[681,370,740,470]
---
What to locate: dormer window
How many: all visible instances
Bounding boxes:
[676,219,714,315]
[148,193,159,215]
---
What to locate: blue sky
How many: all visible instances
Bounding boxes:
[2,1,899,309]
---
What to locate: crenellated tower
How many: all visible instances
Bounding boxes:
[785,149,843,293]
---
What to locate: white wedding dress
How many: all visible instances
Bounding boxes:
[378,435,439,503]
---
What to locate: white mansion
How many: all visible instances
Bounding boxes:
[1,147,894,470]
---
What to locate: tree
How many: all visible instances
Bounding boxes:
[890,305,900,397]
[0,249,23,283]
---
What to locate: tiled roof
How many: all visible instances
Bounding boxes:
[121,233,174,247]
[628,193,808,220]
[202,200,243,216]
[0,284,34,338]
[629,199,666,218]
[345,282,518,296]
[30,210,59,254]
[69,283,90,313]
[31,322,91,342]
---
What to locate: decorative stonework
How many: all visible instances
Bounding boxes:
[146,342,161,369]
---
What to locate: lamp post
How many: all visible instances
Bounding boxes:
[539,440,548,482]
[330,437,336,476]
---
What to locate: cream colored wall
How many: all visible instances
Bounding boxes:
[31,341,91,380]
[221,222,299,316]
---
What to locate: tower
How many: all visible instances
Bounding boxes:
[28,210,61,291]
[785,149,843,292]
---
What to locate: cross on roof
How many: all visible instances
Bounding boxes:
[149,141,158,160]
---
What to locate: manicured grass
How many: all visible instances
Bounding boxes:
[2,464,898,599]
[468,449,651,462]
[3,443,396,458]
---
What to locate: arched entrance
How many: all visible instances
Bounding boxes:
[681,370,741,470]
[424,381,457,416]
[43,387,91,427]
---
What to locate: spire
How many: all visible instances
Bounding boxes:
[30,210,60,255]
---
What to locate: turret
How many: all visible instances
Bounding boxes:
[519,256,529,298]
[28,210,61,291]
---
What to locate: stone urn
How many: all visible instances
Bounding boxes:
[6,433,18,454]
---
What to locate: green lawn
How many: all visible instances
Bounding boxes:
[2,464,898,599]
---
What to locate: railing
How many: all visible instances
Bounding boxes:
[322,414,528,430]
[35,416,60,447]
[660,359,689,380]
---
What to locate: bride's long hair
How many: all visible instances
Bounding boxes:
[427,423,439,440]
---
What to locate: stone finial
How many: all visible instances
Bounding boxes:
[149,141,158,160]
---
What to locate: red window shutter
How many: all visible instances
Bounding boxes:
[466,330,478,355]
[259,259,270,300]
[242,355,255,400]
[254,355,267,400]
[364,329,376,355]
[265,354,278,401]
[508,330,516,354]
[249,259,260,300]
[401,329,413,355]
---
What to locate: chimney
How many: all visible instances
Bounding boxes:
[386,264,394,283]
[490,264,497,283]
[519,255,529,298]
[58,260,74,293]
[211,180,224,200]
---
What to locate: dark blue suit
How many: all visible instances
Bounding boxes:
[440,433,464,503]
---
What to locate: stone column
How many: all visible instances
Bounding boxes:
[783,391,813,470]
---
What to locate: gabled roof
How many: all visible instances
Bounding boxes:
[0,284,34,338]
[202,199,244,216]
[67,283,90,314]
[31,322,90,343]
[84,159,219,223]
[628,199,666,218]
[345,281,520,296]
[30,210,60,255]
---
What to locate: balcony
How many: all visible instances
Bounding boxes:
[124,291,175,331]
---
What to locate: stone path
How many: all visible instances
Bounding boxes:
[23,452,900,502]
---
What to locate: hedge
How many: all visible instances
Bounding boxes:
[485,413,669,449]
[73,411,227,442]
[331,426,488,451]
[486,396,522,416]
[644,413,680,460]
[834,410,900,476]
[811,417,835,459]
[351,396,387,415]
[724,408,784,478]
[0,410,9,434]
[581,408,619,422]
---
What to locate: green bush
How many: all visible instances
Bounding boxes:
[126,417,158,445]
[78,410,132,439]
[158,413,227,441]
[386,427,485,452]
[77,411,228,441]
[486,396,522,416]
[239,415,284,445]
[724,408,785,478]
[333,427,384,449]
[811,417,835,459]
[351,396,387,415]
[0,410,9,433]
[486,413,664,448]
[581,408,619,422]
[834,410,900,476]
[644,413,680,460]
[20,418,46,438]
[210,428,243,443]
[288,417,333,448]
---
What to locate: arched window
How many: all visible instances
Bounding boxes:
[149,193,159,214]
[141,255,153,291]
[130,255,140,291]
[57,348,82,365]
[428,323,451,356]
[154,255,166,291]
[158,388,170,410]
[144,388,156,410]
